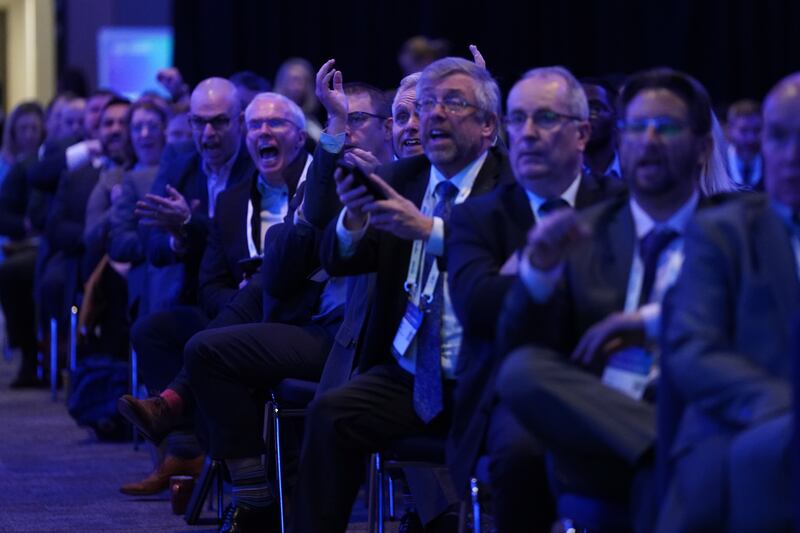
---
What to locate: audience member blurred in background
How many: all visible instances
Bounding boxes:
[397,35,451,76]
[275,57,323,142]
[0,101,47,388]
[726,99,764,190]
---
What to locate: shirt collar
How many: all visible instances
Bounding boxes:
[202,143,240,181]
[525,172,582,217]
[629,190,700,239]
[606,151,622,177]
[429,150,489,196]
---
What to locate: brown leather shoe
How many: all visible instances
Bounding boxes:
[119,454,205,496]
[117,394,177,444]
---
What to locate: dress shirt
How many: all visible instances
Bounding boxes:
[202,145,240,219]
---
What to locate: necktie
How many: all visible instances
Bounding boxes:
[414,180,459,423]
[538,197,571,218]
[741,160,754,187]
[638,227,679,306]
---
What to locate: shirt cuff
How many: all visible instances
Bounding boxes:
[425,216,445,256]
[519,253,563,303]
[65,142,91,171]
[639,302,661,342]
[320,131,346,154]
[335,207,368,257]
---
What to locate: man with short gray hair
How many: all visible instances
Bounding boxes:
[289,56,514,533]
[446,65,624,531]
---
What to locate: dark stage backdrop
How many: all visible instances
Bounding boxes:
[173,0,800,106]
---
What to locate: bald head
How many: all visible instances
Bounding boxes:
[762,73,800,208]
[190,77,243,170]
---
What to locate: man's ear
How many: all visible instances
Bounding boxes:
[383,117,392,142]
[576,120,591,152]
[482,112,498,142]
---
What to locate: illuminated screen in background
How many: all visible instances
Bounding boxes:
[97,27,174,100]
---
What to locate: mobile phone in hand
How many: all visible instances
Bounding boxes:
[237,255,262,277]
[336,160,387,200]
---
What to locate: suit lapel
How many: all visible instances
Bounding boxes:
[602,201,636,301]
[575,170,602,209]
[507,183,535,236]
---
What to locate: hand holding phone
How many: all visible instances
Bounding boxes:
[336,160,387,201]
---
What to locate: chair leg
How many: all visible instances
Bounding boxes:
[470,477,481,533]
[184,457,219,524]
[217,462,224,520]
[387,475,395,520]
[49,318,57,401]
[376,453,384,533]
[273,396,286,533]
[130,347,139,451]
[457,500,468,533]
[367,453,378,533]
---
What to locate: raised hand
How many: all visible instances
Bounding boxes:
[316,59,348,135]
[525,209,590,271]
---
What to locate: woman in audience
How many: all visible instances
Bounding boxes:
[0,102,45,186]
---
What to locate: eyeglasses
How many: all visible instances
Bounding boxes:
[392,109,418,126]
[415,96,481,116]
[346,111,387,128]
[131,121,164,134]
[504,109,584,131]
[188,114,235,132]
[246,117,301,132]
[618,117,689,137]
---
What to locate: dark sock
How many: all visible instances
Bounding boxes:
[226,457,274,509]
[165,430,202,459]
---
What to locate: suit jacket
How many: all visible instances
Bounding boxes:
[144,144,253,311]
[663,194,797,455]
[320,146,513,373]
[199,152,309,319]
[446,173,625,488]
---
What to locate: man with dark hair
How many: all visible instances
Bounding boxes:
[657,74,799,533]
[230,71,272,111]
[447,66,625,532]
[581,77,621,179]
[726,98,763,190]
[290,56,513,533]
[495,67,719,531]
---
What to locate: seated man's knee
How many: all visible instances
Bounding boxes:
[496,345,554,407]
[183,329,220,376]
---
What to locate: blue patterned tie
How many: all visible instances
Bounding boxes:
[414,180,459,422]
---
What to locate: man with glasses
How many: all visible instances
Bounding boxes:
[287,56,512,533]
[116,78,254,494]
[494,68,722,531]
[656,74,800,532]
[304,59,394,229]
[446,66,624,531]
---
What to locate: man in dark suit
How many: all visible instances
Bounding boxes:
[117,78,254,494]
[446,66,624,531]
[495,68,718,531]
[656,74,800,533]
[288,57,513,533]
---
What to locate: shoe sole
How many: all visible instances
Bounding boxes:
[117,396,166,444]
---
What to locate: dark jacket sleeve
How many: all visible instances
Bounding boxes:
[108,177,145,263]
[447,201,517,338]
[45,172,85,254]
[663,215,792,427]
[0,162,31,239]
[27,150,67,192]
[303,143,343,229]
[197,215,237,319]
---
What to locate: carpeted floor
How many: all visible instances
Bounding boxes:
[0,354,392,532]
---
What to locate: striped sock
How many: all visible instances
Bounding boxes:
[226,457,274,509]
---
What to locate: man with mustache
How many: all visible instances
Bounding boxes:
[38,97,133,355]
[495,68,721,531]
[290,56,513,533]
[446,66,624,532]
